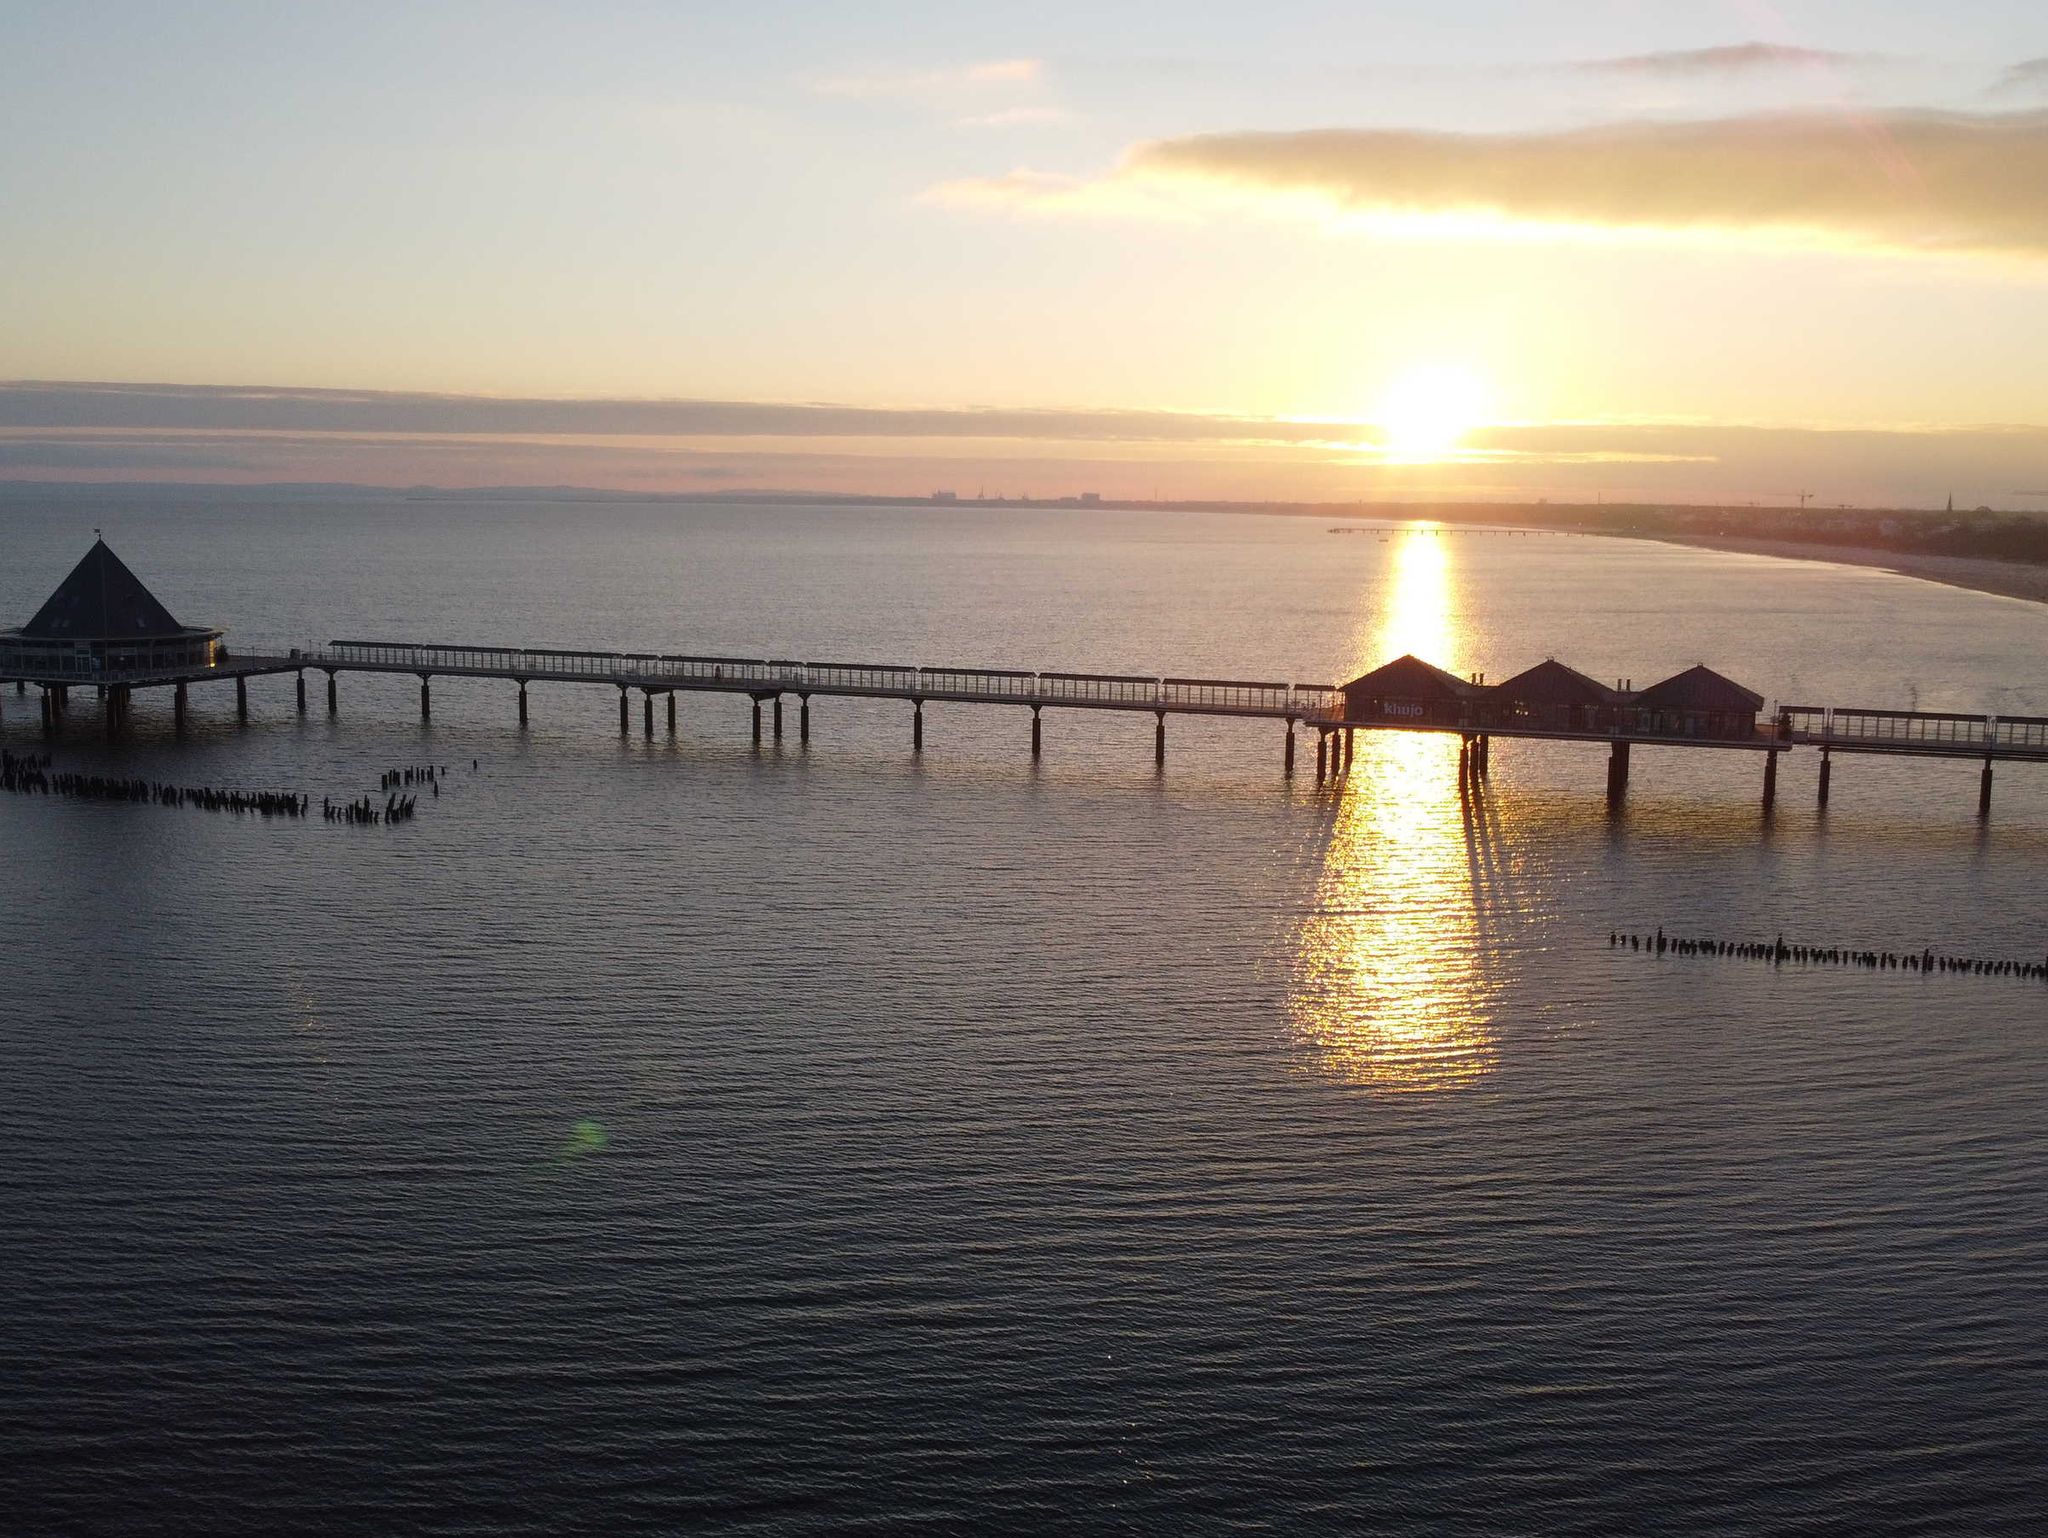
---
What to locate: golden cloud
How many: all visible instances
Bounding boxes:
[932,109,2048,257]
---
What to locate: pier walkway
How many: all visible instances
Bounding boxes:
[4,637,2044,814]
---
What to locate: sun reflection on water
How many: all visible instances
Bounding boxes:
[1289,525,1499,1092]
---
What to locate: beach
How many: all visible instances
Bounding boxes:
[1631,532,2048,606]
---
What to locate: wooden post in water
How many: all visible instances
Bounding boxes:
[773,695,783,741]
[619,687,630,736]
[752,698,762,746]
[1316,730,1327,783]
[667,691,676,735]
[799,693,810,745]
[175,681,188,733]
[1154,710,1166,767]
[913,700,924,753]
[1762,749,1778,811]
[517,683,528,726]
[326,671,338,715]
[1606,739,1631,806]
[1284,722,1296,776]
[420,676,431,723]
[1031,706,1041,759]
[1344,728,1355,771]
[296,672,306,714]
[236,675,248,723]
[39,688,52,737]
[1979,759,1994,819]
[1818,748,1831,807]
[643,690,654,739]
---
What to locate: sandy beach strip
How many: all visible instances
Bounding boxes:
[1625,533,2048,606]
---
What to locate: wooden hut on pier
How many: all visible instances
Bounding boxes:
[1339,654,1478,728]
[1482,658,1625,735]
[1626,664,1765,741]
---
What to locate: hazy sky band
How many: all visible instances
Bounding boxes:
[3,3,2046,503]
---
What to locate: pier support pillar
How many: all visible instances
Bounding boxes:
[668,692,676,735]
[1818,748,1831,807]
[174,681,188,733]
[104,685,122,741]
[799,694,810,745]
[752,698,762,745]
[326,671,338,715]
[773,695,783,741]
[643,690,654,739]
[913,701,924,753]
[1762,749,1778,811]
[1979,759,1994,819]
[1316,730,1328,784]
[1606,739,1631,806]
[236,675,248,723]
[1476,734,1489,777]
[1154,710,1166,768]
[1344,727,1355,772]
[40,688,53,737]
[296,672,306,715]
[420,677,431,723]
[619,687,630,736]
[1284,722,1296,777]
[518,683,528,726]
[1031,706,1041,759]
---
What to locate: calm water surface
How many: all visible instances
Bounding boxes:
[2,498,2045,1534]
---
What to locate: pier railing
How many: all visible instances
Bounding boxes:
[1778,706,2048,756]
[306,641,1339,721]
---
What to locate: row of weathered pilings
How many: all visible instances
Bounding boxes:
[1612,928,2047,982]
[0,748,310,818]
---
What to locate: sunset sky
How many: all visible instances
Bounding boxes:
[4,2,2046,506]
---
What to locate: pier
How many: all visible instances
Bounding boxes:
[3,539,2044,816]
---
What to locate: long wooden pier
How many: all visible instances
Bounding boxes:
[4,638,2045,815]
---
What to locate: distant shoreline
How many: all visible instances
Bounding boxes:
[1607,531,2048,607]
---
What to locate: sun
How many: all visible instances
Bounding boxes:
[1375,365,1490,461]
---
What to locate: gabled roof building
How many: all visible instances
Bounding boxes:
[1339,654,1479,727]
[1628,664,1765,741]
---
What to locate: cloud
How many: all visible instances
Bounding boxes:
[812,57,1041,100]
[1990,57,2048,96]
[0,381,1357,443]
[934,108,2048,257]
[0,437,259,471]
[1569,43,1870,77]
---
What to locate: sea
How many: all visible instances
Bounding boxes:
[2,496,2044,1535]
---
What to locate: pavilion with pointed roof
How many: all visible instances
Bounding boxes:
[0,537,224,681]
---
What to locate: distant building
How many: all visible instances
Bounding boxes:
[0,537,224,681]
[1079,491,1101,505]
[931,490,958,503]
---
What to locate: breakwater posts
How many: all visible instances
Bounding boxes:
[323,793,418,825]
[0,749,309,819]
[1610,928,2046,982]
[380,764,447,797]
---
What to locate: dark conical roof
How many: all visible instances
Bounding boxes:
[1491,658,1621,707]
[20,539,189,640]
[1633,664,1764,713]
[1342,654,1476,700]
